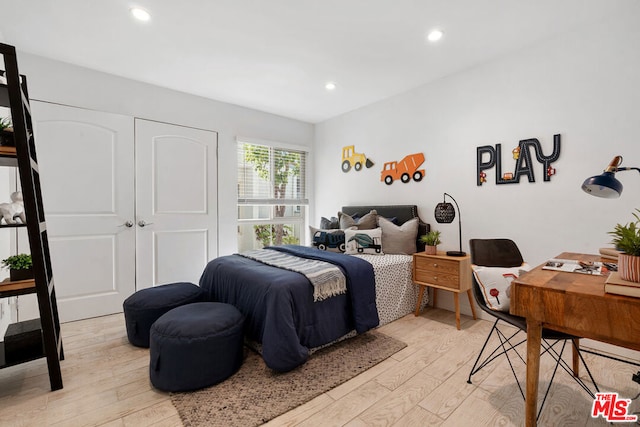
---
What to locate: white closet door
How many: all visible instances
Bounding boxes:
[30,102,136,322]
[134,119,217,289]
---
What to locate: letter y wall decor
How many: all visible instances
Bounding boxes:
[477,134,561,186]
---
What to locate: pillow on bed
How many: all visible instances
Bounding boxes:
[344,227,384,255]
[472,263,531,312]
[339,210,378,230]
[378,216,418,255]
[319,216,340,229]
[384,216,399,225]
[309,226,346,253]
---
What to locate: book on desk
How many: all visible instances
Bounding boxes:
[605,272,640,298]
[542,258,605,275]
[599,247,623,261]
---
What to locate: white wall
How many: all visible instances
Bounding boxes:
[314,11,640,321]
[14,52,314,257]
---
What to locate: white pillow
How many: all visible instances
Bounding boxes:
[344,227,384,255]
[472,263,531,312]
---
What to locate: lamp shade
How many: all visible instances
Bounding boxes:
[435,202,455,223]
[434,193,466,257]
[581,172,623,198]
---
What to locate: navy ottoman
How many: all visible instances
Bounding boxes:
[149,302,245,392]
[123,282,204,348]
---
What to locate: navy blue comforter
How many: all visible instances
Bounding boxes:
[199,245,379,372]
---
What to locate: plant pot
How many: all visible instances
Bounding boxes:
[0,129,14,147]
[618,253,640,283]
[425,245,437,255]
[10,267,33,282]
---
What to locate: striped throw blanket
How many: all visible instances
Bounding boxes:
[239,249,347,301]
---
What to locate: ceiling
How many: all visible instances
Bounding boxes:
[0,1,635,123]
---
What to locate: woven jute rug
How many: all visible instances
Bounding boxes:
[170,330,406,426]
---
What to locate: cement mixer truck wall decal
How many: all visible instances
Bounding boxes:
[380,152,425,185]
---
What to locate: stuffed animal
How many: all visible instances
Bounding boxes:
[0,191,25,224]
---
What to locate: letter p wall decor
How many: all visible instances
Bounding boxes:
[477,134,561,186]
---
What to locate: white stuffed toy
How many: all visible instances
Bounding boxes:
[0,191,25,224]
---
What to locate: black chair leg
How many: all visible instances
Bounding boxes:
[467,318,501,384]
[467,326,601,421]
[537,340,567,420]
[536,339,600,420]
[467,318,526,398]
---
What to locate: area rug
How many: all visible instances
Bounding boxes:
[170,330,406,427]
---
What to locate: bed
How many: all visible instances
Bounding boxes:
[199,205,429,372]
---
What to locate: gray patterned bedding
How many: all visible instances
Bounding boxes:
[356,253,428,325]
[340,205,430,324]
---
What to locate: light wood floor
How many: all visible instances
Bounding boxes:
[1,308,639,426]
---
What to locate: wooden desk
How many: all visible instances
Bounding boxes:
[511,252,640,427]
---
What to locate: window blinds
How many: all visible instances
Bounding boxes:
[237,141,308,206]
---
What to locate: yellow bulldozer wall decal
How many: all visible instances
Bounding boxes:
[341,145,374,173]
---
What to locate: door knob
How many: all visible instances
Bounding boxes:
[119,220,134,228]
[138,220,154,227]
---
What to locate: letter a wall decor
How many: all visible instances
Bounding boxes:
[477,134,560,186]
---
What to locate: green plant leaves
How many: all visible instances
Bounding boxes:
[609,209,640,256]
[1,253,32,270]
[419,230,442,246]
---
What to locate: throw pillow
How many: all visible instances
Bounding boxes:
[309,226,346,253]
[378,216,418,255]
[472,264,531,312]
[384,216,399,225]
[339,210,378,230]
[319,216,340,229]
[344,227,384,255]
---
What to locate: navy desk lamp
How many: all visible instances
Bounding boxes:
[582,156,640,198]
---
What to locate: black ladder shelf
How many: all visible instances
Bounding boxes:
[0,43,63,390]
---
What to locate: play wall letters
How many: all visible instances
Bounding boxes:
[477,134,561,186]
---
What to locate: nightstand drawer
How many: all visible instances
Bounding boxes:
[414,256,459,276]
[414,271,460,289]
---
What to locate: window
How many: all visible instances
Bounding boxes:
[237,139,308,252]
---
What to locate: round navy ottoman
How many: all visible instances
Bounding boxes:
[149,302,245,392]
[123,282,204,348]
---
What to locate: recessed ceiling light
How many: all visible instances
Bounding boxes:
[427,29,444,42]
[130,7,151,22]
[325,82,337,91]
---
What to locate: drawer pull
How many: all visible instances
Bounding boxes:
[433,276,438,281]
[433,263,438,267]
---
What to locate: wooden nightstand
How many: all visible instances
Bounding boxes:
[412,251,477,330]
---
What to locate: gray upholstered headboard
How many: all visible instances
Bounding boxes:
[341,205,430,252]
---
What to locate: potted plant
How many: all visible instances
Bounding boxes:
[0,117,14,146]
[2,253,33,281]
[609,208,640,282]
[420,230,441,255]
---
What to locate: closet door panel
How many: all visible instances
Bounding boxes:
[154,137,207,213]
[30,102,136,322]
[135,119,217,289]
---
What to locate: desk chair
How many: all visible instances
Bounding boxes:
[466,238,599,419]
